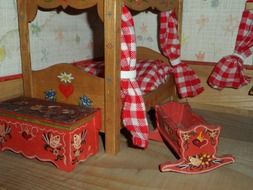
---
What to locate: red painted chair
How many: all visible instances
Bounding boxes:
[150,101,235,174]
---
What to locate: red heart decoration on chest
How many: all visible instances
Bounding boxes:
[58,83,74,98]
[192,138,208,148]
[22,131,32,140]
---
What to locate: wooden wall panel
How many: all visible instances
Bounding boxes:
[0,79,23,101]
[185,64,253,116]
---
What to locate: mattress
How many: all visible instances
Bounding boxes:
[72,59,173,94]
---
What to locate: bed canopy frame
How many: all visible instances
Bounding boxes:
[17,0,182,154]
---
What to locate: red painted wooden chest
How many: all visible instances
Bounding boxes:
[0,97,101,172]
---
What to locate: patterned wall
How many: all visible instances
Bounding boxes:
[29,6,104,71]
[181,0,252,64]
[134,0,252,64]
[0,0,251,78]
[0,0,21,77]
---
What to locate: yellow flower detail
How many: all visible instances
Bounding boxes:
[200,154,212,166]
[0,47,6,62]
[57,72,74,83]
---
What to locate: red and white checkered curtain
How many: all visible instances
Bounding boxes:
[120,6,149,148]
[208,2,252,89]
[160,11,204,98]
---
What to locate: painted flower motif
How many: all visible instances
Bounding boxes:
[41,48,49,63]
[146,36,153,42]
[79,96,92,107]
[140,23,148,33]
[137,35,144,42]
[188,155,202,167]
[0,124,11,146]
[208,130,218,138]
[74,149,81,157]
[30,22,41,37]
[72,129,87,164]
[43,133,61,149]
[182,133,190,141]
[200,153,212,166]
[72,130,86,150]
[0,124,5,136]
[42,132,64,161]
[223,15,238,35]
[75,34,81,44]
[195,51,205,61]
[188,153,214,168]
[44,89,56,102]
[196,15,209,32]
[49,134,61,149]
[181,33,188,46]
[73,134,82,150]
[57,72,74,83]
[211,0,219,8]
[53,148,59,155]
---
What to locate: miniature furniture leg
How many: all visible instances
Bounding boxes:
[152,101,235,174]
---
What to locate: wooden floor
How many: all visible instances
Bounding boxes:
[0,131,252,190]
[0,108,252,190]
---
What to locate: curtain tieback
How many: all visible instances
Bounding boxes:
[170,57,181,66]
[121,70,136,79]
[232,52,245,62]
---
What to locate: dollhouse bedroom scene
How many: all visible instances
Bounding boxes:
[0,0,252,189]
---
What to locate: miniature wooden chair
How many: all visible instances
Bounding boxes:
[150,101,235,174]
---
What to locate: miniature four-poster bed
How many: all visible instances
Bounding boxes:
[17,0,203,154]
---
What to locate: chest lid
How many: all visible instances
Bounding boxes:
[0,97,99,130]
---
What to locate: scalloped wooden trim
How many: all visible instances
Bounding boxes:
[26,0,181,22]
[36,0,98,10]
[124,0,178,11]
[27,0,103,22]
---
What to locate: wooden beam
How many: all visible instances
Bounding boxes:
[0,79,23,101]
[104,0,122,154]
[17,0,33,97]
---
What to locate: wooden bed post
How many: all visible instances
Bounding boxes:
[175,0,183,42]
[17,0,33,97]
[104,0,122,154]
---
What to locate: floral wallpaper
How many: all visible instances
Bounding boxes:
[134,0,252,64]
[0,0,251,78]
[181,0,252,64]
[29,6,104,71]
[0,0,21,77]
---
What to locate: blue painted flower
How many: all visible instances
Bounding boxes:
[79,96,92,107]
[44,89,56,102]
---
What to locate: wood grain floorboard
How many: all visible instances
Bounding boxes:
[0,135,252,190]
